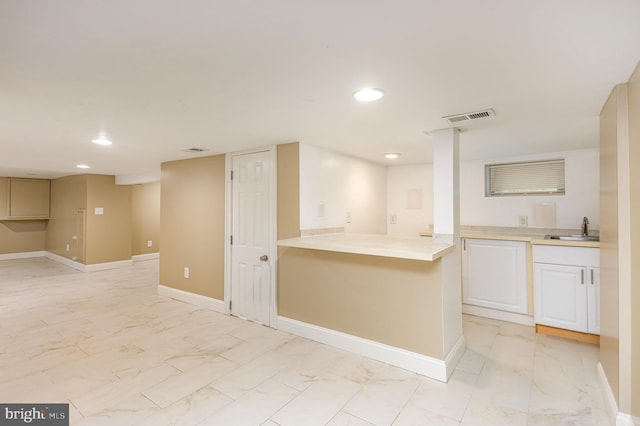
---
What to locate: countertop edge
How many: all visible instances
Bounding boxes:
[278,235,456,261]
[419,231,600,248]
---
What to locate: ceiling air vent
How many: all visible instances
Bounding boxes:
[443,108,495,124]
[182,148,208,153]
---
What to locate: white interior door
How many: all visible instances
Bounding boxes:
[231,150,272,325]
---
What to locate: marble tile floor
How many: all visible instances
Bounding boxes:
[0,257,610,425]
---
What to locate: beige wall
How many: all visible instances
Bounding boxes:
[278,247,444,358]
[0,177,48,255]
[160,155,226,300]
[0,220,47,255]
[85,175,132,264]
[600,60,640,417]
[277,143,300,240]
[46,175,87,260]
[47,174,132,264]
[599,85,621,404]
[131,182,160,256]
[627,61,640,417]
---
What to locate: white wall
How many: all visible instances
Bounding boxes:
[299,143,387,234]
[386,164,434,236]
[461,148,600,229]
[386,148,600,236]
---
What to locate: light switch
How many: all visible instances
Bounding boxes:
[346,211,351,224]
[318,203,325,218]
[184,267,190,278]
[147,240,153,248]
[390,214,397,224]
[94,207,104,215]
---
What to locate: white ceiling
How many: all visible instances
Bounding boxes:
[1,1,639,179]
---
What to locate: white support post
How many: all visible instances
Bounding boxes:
[432,128,460,243]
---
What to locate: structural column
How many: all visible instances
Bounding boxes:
[432,128,460,243]
[430,127,463,372]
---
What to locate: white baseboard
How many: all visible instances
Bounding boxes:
[132,252,159,262]
[277,316,464,382]
[45,251,87,271]
[84,259,133,272]
[597,362,639,426]
[0,251,46,261]
[157,285,228,315]
[462,304,534,326]
[445,335,467,380]
[45,252,133,272]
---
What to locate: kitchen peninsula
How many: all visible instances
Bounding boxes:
[276,233,464,382]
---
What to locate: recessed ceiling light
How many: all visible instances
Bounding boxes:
[353,88,384,102]
[384,153,401,159]
[92,137,112,146]
[76,164,91,169]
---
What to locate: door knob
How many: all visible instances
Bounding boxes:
[260,255,269,262]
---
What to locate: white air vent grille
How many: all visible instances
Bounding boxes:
[443,108,495,124]
[182,148,208,153]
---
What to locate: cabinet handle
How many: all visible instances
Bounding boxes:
[581,269,584,284]
[591,269,594,285]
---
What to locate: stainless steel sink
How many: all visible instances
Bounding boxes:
[544,234,600,242]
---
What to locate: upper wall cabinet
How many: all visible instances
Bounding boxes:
[0,177,51,220]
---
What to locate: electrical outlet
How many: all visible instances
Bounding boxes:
[346,211,351,224]
[519,215,528,227]
[147,240,153,248]
[390,214,397,224]
[184,267,190,278]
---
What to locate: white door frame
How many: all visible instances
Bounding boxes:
[224,145,278,327]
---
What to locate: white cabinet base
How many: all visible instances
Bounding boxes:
[463,304,534,326]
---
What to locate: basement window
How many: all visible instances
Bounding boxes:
[485,159,565,197]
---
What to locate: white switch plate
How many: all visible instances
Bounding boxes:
[66,244,70,252]
[94,207,104,215]
[147,240,153,248]
[519,215,528,227]
[184,267,190,278]
[390,214,397,224]
[318,203,325,218]
[346,211,351,223]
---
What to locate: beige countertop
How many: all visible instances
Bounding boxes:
[419,227,600,248]
[277,233,456,261]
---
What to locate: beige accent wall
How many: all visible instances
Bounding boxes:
[47,174,132,264]
[131,182,160,256]
[85,175,132,264]
[0,220,47,255]
[278,247,444,358]
[46,175,87,260]
[627,61,640,417]
[160,155,225,300]
[277,143,300,240]
[600,85,621,404]
[599,60,640,417]
[0,177,48,255]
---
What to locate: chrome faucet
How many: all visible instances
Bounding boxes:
[581,217,589,236]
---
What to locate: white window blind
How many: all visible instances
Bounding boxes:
[485,159,565,197]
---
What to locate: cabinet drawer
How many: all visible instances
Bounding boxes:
[533,245,599,267]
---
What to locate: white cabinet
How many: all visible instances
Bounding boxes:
[533,245,599,334]
[462,238,528,314]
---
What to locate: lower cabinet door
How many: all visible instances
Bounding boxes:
[462,239,527,314]
[534,263,588,332]
[587,267,600,334]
